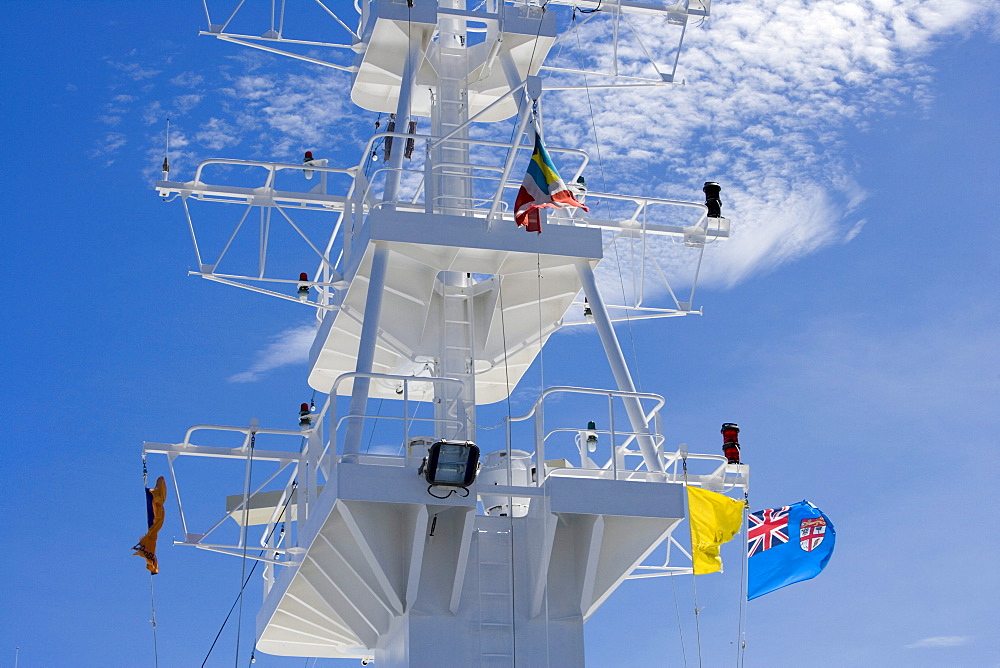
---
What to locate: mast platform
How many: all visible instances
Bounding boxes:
[309,209,602,403]
[142,0,749,663]
[255,454,686,661]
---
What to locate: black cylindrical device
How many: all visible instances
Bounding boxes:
[703,181,722,218]
[721,422,741,464]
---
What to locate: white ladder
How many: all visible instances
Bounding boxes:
[477,523,515,667]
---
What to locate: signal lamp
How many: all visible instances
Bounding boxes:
[586,420,598,452]
[721,422,740,464]
[703,182,722,218]
[299,402,313,428]
[297,272,310,300]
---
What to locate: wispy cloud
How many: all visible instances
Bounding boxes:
[101,0,995,289]
[905,635,971,649]
[228,323,318,383]
[544,0,991,287]
[91,132,127,161]
[170,71,204,87]
[105,56,161,81]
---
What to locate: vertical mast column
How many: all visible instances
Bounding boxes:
[575,260,664,475]
[432,0,471,215]
[436,271,477,441]
[383,31,422,205]
[344,15,423,455]
[431,1,477,442]
[343,244,391,455]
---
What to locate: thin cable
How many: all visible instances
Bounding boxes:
[141,454,160,668]
[149,564,160,667]
[536,249,545,397]
[497,274,518,665]
[235,432,256,667]
[681,454,704,668]
[574,24,644,391]
[736,490,749,668]
[201,482,297,667]
[670,574,689,667]
[364,398,385,453]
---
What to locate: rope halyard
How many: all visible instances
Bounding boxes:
[142,453,160,668]
[670,574,690,667]
[496,272,519,662]
[573,22,644,391]
[235,430,256,667]
[736,489,750,668]
[149,573,160,668]
[202,478,297,667]
[682,450,705,668]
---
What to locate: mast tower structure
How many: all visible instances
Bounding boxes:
[146,0,747,664]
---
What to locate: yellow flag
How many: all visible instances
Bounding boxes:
[133,476,167,574]
[687,485,744,575]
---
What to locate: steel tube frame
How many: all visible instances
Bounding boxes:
[342,243,391,455]
[575,259,664,475]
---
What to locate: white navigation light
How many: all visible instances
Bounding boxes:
[586,421,598,452]
[424,441,480,487]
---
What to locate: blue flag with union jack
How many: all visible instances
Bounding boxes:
[747,500,835,600]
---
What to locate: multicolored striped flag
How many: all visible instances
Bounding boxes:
[514,132,588,233]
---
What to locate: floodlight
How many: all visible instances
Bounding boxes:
[424,441,480,488]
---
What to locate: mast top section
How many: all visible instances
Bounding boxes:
[201,0,712,120]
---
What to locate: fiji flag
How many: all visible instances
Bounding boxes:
[514,132,588,233]
[747,500,834,600]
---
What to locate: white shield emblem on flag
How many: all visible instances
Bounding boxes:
[799,517,827,552]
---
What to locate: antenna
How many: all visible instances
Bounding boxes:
[161,118,170,179]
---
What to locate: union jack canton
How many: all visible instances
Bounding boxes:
[747,505,790,557]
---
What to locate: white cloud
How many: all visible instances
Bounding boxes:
[541,0,991,288]
[217,68,356,159]
[229,323,318,383]
[905,635,972,649]
[143,100,164,126]
[104,0,995,288]
[171,71,204,87]
[106,58,161,81]
[173,93,203,115]
[91,131,126,157]
[196,117,240,151]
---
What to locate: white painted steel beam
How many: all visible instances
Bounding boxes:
[575,260,664,474]
[343,243,390,455]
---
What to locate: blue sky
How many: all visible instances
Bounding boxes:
[1,0,998,666]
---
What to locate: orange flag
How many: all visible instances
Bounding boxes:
[133,476,167,574]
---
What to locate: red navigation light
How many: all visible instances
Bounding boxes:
[299,402,313,428]
[299,272,309,282]
[721,422,741,464]
[304,151,314,162]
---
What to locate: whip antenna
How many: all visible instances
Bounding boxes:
[161,118,170,179]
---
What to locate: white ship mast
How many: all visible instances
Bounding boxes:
[146,0,747,664]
